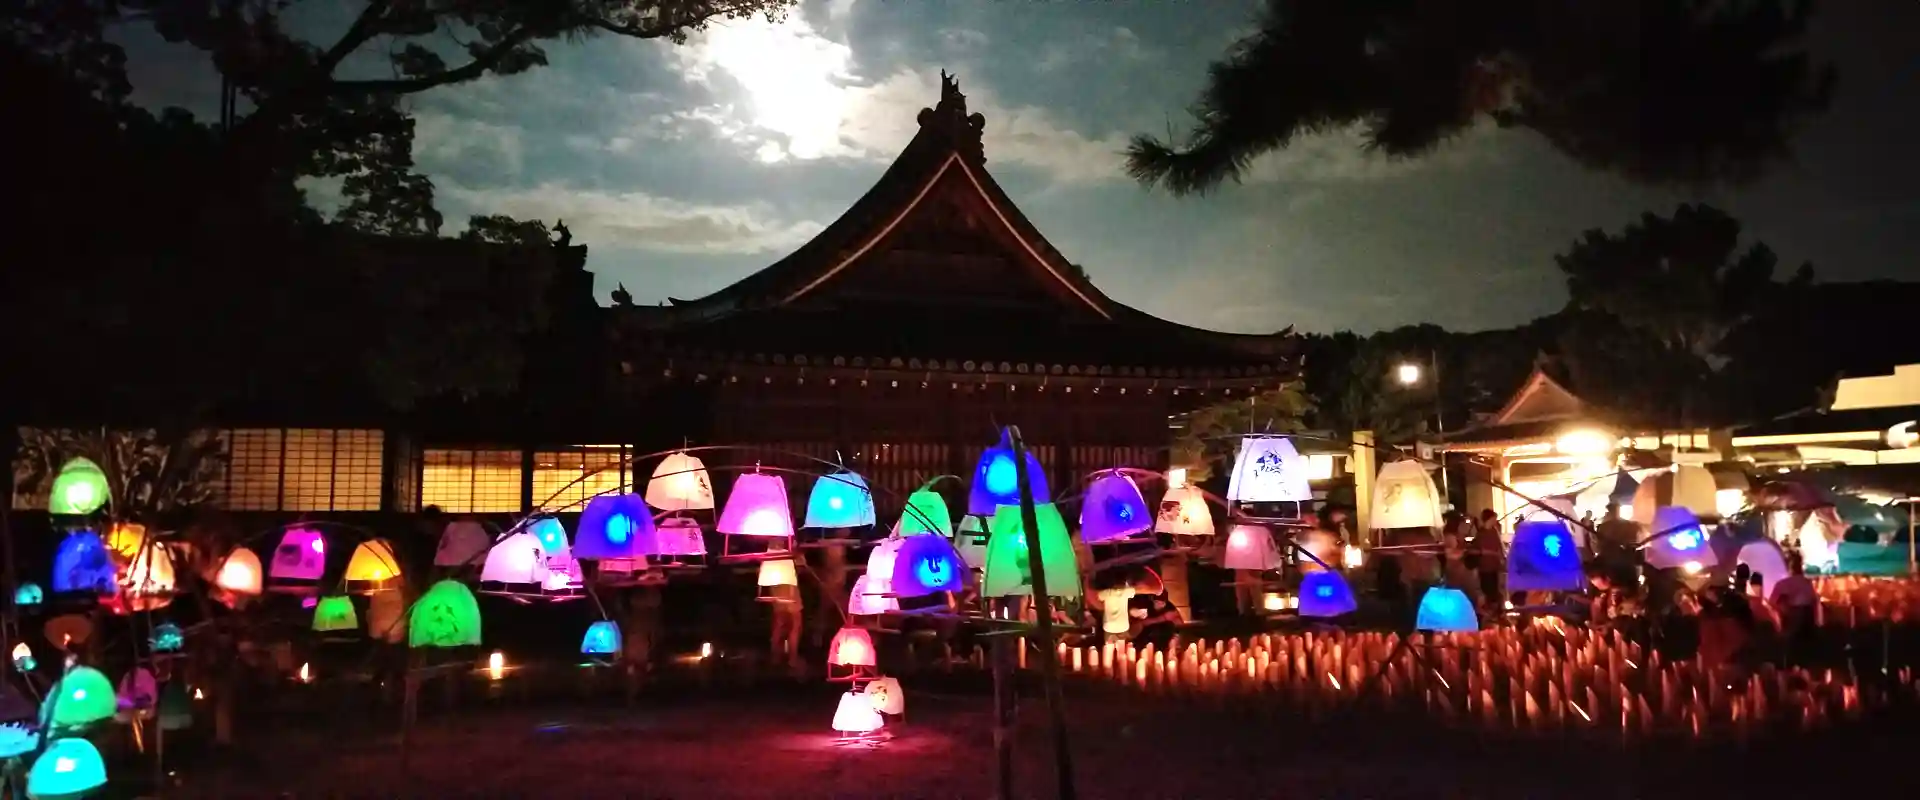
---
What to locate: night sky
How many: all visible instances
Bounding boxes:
[119,0,1919,334]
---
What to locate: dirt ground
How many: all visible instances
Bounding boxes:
[162,677,1920,799]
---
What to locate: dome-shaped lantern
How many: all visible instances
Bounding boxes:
[1415,586,1479,633]
[9,643,33,673]
[805,471,876,529]
[645,451,714,512]
[1632,465,1720,525]
[827,626,876,669]
[831,691,885,737]
[47,458,109,516]
[121,540,177,608]
[214,548,264,597]
[575,494,655,560]
[1155,485,1215,537]
[968,434,1050,516]
[267,527,328,590]
[982,504,1081,599]
[26,736,108,799]
[344,539,402,593]
[1080,471,1151,544]
[14,582,44,608]
[43,666,116,728]
[1644,506,1720,571]
[117,667,157,712]
[580,620,622,656]
[434,521,492,568]
[646,517,708,558]
[890,534,966,597]
[1736,539,1790,588]
[1507,519,1585,592]
[1371,460,1444,530]
[50,531,115,595]
[1227,437,1313,504]
[1222,524,1284,571]
[718,473,794,538]
[897,486,953,537]
[1297,571,1358,618]
[312,595,359,633]
[148,622,184,653]
[481,531,552,586]
[956,515,989,569]
[409,580,482,648]
[756,557,798,588]
[848,574,898,615]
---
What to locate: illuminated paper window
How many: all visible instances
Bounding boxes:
[282,429,337,511]
[423,449,524,513]
[332,430,384,511]
[224,429,284,510]
[532,447,629,511]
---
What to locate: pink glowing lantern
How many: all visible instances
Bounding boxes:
[1222,524,1283,571]
[717,473,794,538]
[1079,471,1151,544]
[479,531,548,586]
[434,521,491,568]
[828,626,876,668]
[647,517,708,557]
[848,574,898,615]
[575,493,655,560]
[832,691,885,736]
[117,667,157,712]
[268,527,328,589]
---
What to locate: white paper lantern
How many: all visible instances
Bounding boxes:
[434,521,492,567]
[848,574,898,615]
[831,691,884,735]
[1227,437,1313,503]
[1371,460,1443,530]
[480,531,548,585]
[646,452,714,512]
[865,676,905,715]
[1631,465,1718,526]
[1155,485,1215,537]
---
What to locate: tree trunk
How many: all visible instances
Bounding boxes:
[812,545,847,647]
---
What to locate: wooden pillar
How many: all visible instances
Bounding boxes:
[1351,430,1375,546]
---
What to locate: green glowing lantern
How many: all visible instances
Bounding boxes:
[148,622,184,653]
[896,488,953,537]
[409,580,482,649]
[42,666,116,728]
[46,458,109,516]
[26,736,107,799]
[312,595,360,633]
[982,504,1081,599]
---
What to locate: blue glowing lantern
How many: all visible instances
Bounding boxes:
[26,737,107,799]
[967,434,1050,516]
[13,582,44,608]
[149,622,185,654]
[1079,471,1151,544]
[1297,571,1358,618]
[1414,586,1480,633]
[890,533,967,597]
[49,531,115,595]
[805,472,877,529]
[574,494,654,560]
[528,517,571,558]
[580,620,622,656]
[1645,506,1721,571]
[897,487,953,537]
[1507,519,1586,591]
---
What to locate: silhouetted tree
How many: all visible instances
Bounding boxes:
[1174,382,1314,481]
[1555,203,1812,424]
[1128,0,1834,194]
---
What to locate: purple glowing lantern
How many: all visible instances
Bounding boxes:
[968,433,1049,516]
[1079,470,1151,544]
[575,493,655,560]
[717,473,794,538]
[268,527,328,591]
[889,534,967,597]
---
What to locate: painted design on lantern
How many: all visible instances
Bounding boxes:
[1314,583,1333,599]
[269,528,327,582]
[916,557,951,589]
[149,622,184,653]
[1542,534,1563,559]
[409,580,483,648]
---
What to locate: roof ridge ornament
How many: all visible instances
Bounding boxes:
[918,69,987,162]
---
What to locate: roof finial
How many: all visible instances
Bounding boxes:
[941,70,961,104]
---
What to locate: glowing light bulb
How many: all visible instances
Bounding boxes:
[1343,545,1364,569]
[1683,561,1703,575]
[298,663,312,683]
[829,496,844,510]
[700,642,713,659]
[487,651,506,680]
[193,688,204,700]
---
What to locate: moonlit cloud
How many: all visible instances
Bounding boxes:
[440,182,826,256]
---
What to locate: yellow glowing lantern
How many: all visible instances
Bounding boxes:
[344,539,402,593]
[214,549,264,596]
[1370,460,1443,530]
[757,558,798,588]
[104,523,146,558]
[122,540,177,598]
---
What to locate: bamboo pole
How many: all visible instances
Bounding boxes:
[1009,426,1076,800]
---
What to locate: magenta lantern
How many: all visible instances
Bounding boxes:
[1222,524,1284,571]
[1079,470,1151,543]
[268,527,328,586]
[717,473,794,537]
[575,493,655,560]
[645,517,708,557]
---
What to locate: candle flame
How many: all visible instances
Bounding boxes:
[487,651,506,681]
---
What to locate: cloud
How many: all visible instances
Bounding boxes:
[663,15,1127,182]
[1037,27,1153,73]
[412,111,526,178]
[940,28,990,52]
[438,182,826,256]
[1238,124,1502,184]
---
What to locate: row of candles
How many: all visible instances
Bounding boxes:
[1044,626,1914,738]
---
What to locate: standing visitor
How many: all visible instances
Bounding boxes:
[1770,553,1820,664]
[1127,569,1182,651]
[1473,510,1505,607]
[1091,569,1137,641]
[768,557,805,676]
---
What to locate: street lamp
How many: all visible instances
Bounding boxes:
[1396,363,1422,386]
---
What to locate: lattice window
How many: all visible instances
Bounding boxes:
[332,430,384,511]
[224,429,284,511]
[281,429,337,511]
[423,449,524,513]
[532,447,628,512]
